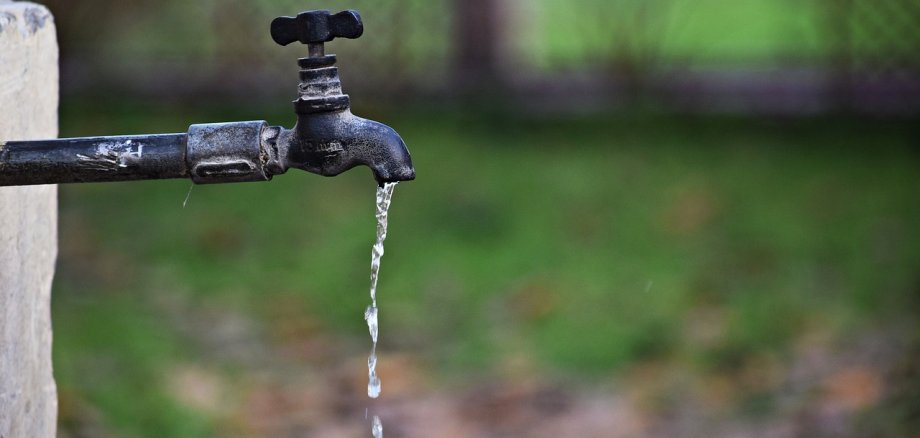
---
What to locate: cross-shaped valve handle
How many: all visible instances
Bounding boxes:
[270,10,363,47]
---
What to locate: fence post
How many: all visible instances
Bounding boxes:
[0,1,59,436]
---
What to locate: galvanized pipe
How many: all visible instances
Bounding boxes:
[0,115,413,187]
[0,121,284,187]
[0,134,188,186]
[0,10,415,188]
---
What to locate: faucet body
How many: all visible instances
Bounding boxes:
[0,9,414,188]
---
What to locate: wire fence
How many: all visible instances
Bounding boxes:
[42,0,920,114]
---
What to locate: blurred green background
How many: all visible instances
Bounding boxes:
[40,0,920,437]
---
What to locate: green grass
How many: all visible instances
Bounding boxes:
[52,102,920,435]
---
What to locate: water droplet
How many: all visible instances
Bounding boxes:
[182,184,194,208]
[372,415,383,437]
[368,370,381,398]
[365,305,378,343]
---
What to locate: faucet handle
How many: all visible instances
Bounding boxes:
[271,10,364,46]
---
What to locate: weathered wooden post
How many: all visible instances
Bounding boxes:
[0,1,59,436]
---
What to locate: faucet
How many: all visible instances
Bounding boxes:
[0,10,415,188]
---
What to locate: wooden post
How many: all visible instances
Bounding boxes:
[0,1,59,436]
[452,0,505,94]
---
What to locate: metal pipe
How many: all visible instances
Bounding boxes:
[0,9,415,188]
[0,134,188,186]
[0,121,286,187]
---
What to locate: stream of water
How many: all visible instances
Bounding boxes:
[365,182,397,436]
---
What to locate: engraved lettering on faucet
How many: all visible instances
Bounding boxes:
[309,140,344,155]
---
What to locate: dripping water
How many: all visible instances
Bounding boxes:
[364,182,396,436]
[366,182,395,398]
[371,415,383,438]
[182,184,194,208]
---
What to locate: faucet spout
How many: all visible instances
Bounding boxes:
[339,114,415,186]
[280,110,414,186]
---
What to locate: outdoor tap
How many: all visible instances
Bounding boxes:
[0,9,414,188]
[270,10,415,185]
